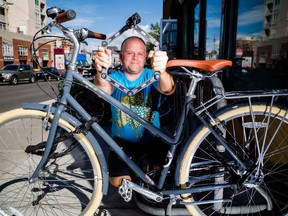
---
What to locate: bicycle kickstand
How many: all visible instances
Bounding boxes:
[165,195,177,216]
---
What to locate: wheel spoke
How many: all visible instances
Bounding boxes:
[179,102,288,215]
[0,109,103,215]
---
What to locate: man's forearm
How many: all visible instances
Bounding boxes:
[158,71,175,95]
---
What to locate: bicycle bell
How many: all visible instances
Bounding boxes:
[46,7,65,19]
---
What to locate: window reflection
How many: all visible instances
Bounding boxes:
[234,0,288,90]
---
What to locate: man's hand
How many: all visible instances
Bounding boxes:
[94,47,112,72]
[148,50,168,74]
[94,47,113,95]
[148,50,174,95]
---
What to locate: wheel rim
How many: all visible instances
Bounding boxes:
[11,77,17,84]
[180,104,288,216]
[0,110,103,215]
[30,76,35,82]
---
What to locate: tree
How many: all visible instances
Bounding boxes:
[146,22,160,52]
[146,22,160,65]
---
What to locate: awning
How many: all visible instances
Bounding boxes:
[77,60,90,66]
[76,54,90,67]
[65,54,91,67]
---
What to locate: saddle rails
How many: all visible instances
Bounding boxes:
[166,59,232,110]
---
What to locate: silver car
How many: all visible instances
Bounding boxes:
[0,64,35,85]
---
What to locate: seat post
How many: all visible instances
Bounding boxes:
[186,72,203,99]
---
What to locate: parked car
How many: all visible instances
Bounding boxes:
[0,64,35,85]
[35,67,61,81]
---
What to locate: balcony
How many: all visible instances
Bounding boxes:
[0,21,8,30]
[0,13,4,22]
[266,14,272,23]
[0,0,13,8]
[265,29,270,36]
[264,23,270,29]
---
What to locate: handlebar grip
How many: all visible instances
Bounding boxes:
[87,30,107,40]
[56,10,76,23]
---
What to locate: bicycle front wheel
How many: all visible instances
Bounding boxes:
[179,102,288,216]
[0,108,103,216]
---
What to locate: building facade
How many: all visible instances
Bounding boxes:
[0,0,51,68]
[255,0,288,68]
[163,0,288,90]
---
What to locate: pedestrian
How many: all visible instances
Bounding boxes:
[94,36,175,187]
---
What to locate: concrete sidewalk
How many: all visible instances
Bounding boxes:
[98,185,189,216]
[98,187,150,216]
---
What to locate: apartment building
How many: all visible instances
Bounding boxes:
[255,0,288,68]
[0,0,51,68]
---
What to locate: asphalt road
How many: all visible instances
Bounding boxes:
[0,80,58,113]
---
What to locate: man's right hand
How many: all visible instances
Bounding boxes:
[94,47,114,95]
[94,47,112,72]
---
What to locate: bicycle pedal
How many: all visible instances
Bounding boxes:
[118,179,132,202]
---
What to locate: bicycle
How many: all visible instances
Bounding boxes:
[0,7,288,216]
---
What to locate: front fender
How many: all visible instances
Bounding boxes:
[22,103,109,194]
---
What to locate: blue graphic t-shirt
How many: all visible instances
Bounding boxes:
[109,68,161,143]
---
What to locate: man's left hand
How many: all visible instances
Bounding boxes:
[148,50,168,74]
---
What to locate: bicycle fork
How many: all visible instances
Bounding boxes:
[28,104,64,182]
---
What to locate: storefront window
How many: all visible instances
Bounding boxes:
[160,19,177,59]
[206,0,222,59]
[235,0,288,89]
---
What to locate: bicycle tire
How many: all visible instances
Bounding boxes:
[179,102,288,216]
[0,108,103,216]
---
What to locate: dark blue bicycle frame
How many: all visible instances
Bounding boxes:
[28,63,238,197]
[28,18,262,197]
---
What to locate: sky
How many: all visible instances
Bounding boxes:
[237,0,265,37]
[205,0,265,52]
[46,0,265,52]
[46,0,163,51]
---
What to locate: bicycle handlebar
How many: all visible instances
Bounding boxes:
[87,29,107,40]
[55,10,76,23]
[74,28,106,41]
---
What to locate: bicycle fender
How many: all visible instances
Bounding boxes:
[21,103,109,194]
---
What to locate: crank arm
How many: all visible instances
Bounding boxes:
[123,179,163,202]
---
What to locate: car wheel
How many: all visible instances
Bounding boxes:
[10,76,18,85]
[29,75,35,83]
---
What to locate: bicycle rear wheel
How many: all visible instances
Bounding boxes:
[179,102,288,216]
[0,108,103,216]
